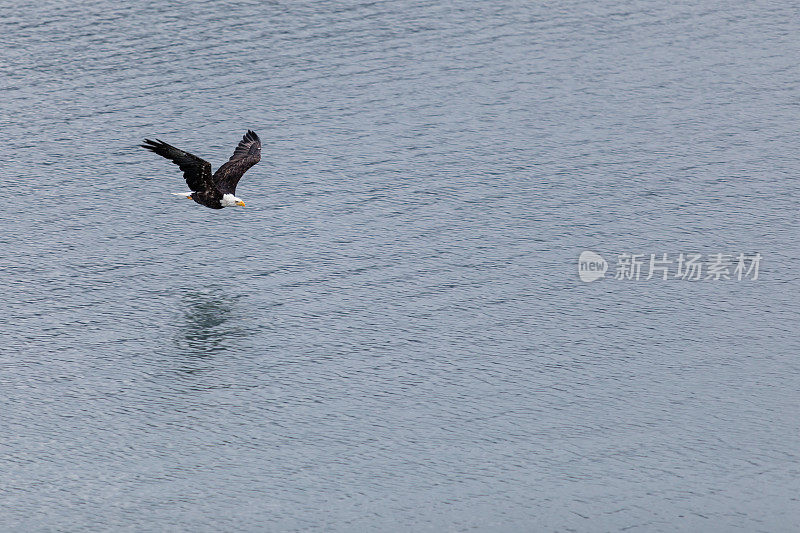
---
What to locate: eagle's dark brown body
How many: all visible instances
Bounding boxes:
[142,130,261,209]
[188,189,227,210]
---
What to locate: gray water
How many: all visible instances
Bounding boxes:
[2,0,799,531]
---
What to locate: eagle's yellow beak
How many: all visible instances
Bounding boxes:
[236,200,245,207]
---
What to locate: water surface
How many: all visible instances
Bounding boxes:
[2,0,799,531]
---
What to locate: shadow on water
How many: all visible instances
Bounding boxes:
[176,290,243,359]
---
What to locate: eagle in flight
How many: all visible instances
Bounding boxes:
[142,130,261,209]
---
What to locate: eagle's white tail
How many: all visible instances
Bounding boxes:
[171,192,193,199]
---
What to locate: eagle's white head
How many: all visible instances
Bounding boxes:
[221,193,246,207]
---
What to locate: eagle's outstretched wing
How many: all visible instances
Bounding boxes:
[141,139,213,192]
[212,130,261,194]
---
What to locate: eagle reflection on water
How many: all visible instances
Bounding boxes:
[178,291,242,356]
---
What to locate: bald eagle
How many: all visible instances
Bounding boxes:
[142,130,261,209]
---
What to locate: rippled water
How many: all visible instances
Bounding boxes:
[3,1,799,531]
